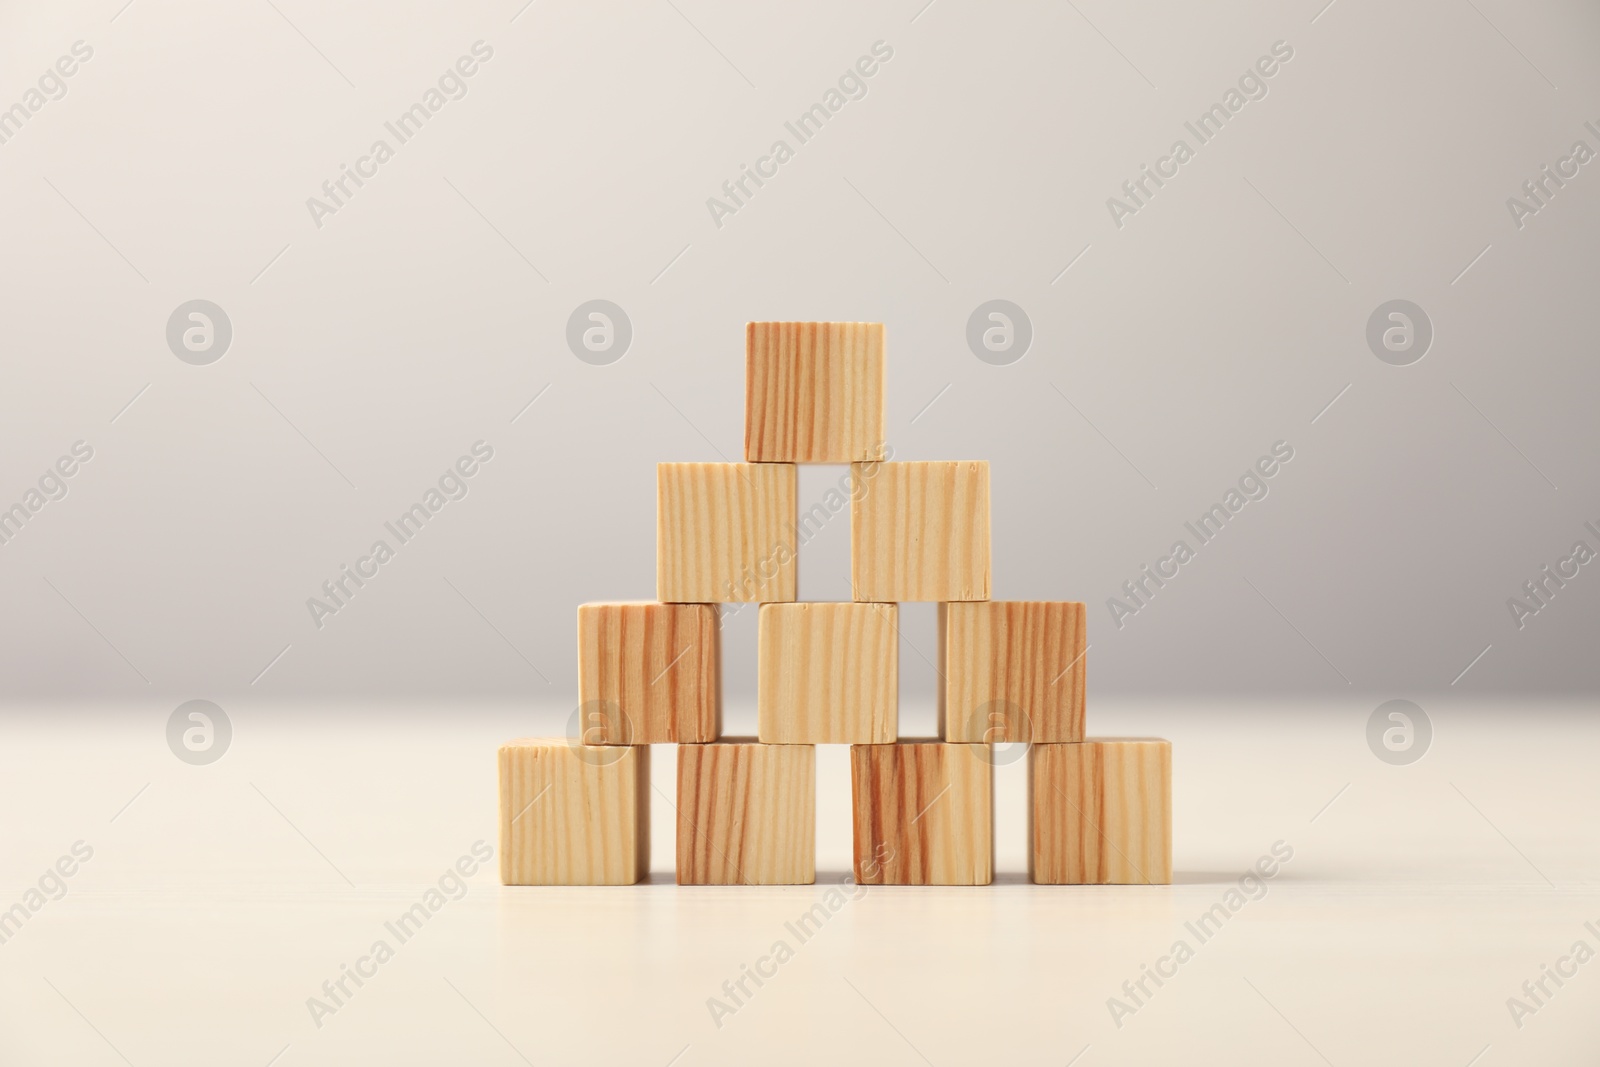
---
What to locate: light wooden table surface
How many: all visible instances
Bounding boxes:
[2,699,1594,1065]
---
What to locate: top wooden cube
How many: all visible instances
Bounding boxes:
[745,322,885,463]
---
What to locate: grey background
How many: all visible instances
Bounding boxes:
[1,0,1596,712]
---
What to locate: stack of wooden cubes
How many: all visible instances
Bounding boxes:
[498,322,1173,887]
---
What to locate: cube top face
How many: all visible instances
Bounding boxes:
[758,603,897,744]
[657,462,797,603]
[942,601,1086,744]
[498,739,649,886]
[578,603,718,745]
[1031,739,1171,885]
[677,742,815,885]
[851,461,991,602]
[745,322,886,463]
[850,742,992,885]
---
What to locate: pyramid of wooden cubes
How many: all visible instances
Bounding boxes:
[497,321,1172,886]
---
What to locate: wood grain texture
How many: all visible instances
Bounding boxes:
[757,603,897,744]
[578,602,718,744]
[677,742,815,885]
[940,601,1086,744]
[850,742,992,885]
[498,739,649,886]
[745,322,886,463]
[1031,739,1171,885]
[851,461,990,602]
[657,462,797,603]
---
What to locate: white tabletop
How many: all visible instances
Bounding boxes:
[1,699,1594,1065]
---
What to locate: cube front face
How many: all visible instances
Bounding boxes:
[578,603,718,744]
[757,603,897,744]
[850,743,992,886]
[941,602,1086,744]
[851,461,991,602]
[658,462,797,603]
[677,743,815,885]
[1031,740,1171,885]
[745,322,885,463]
[498,740,649,886]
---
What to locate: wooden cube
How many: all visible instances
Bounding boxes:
[758,603,897,744]
[940,602,1086,744]
[578,602,718,744]
[850,742,991,885]
[658,462,796,603]
[1031,740,1171,885]
[851,461,990,602]
[677,742,815,885]
[498,739,649,886]
[745,322,885,463]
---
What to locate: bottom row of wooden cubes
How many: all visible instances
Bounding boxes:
[498,738,1170,886]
